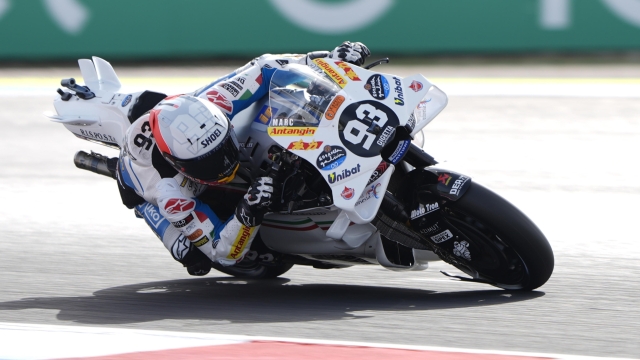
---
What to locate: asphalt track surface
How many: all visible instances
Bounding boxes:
[0,64,639,358]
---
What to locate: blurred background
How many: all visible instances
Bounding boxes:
[0,0,640,62]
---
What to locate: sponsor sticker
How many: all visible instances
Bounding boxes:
[205,90,233,114]
[325,95,345,120]
[364,75,390,100]
[411,202,440,220]
[78,129,118,144]
[313,59,347,88]
[275,59,289,67]
[287,139,323,150]
[409,80,424,92]
[121,94,132,107]
[200,128,223,148]
[316,145,347,171]
[341,186,355,200]
[431,229,454,244]
[220,83,240,97]
[327,164,361,184]
[453,240,471,260]
[268,127,316,136]
[376,125,395,147]
[392,77,404,106]
[438,173,452,186]
[450,176,470,196]
[338,100,399,157]
[172,214,194,228]
[164,198,196,214]
[388,139,410,164]
[228,225,255,259]
[355,183,381,206]
[420,223,440,235]
[193,236,209,247]
[334,61,361,81]
[187,229,203,241]
[367,161,388,185]
[253,105,278,125]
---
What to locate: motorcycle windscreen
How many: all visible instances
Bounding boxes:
[268,65,342,128]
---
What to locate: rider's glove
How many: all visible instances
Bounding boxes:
[330,41,371,66]
[235,177,274,227]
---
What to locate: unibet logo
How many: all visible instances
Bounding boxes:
[327,164,361,184]
[392,77,404,106]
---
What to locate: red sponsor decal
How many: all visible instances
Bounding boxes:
[341,187,355,200]
[164,198,196,214]
[438,173,452,186]
[255,74,263,85]
[334,61,361,81]
[409,80,423,92]
[287,139,323,150]
[206,90,233,114]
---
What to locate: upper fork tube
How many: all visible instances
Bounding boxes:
[404,144,438,168]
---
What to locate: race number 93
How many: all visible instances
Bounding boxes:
[338,100,399,157]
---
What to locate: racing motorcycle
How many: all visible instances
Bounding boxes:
[44,56,554,290]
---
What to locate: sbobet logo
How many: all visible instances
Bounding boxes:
[327,164,361,184]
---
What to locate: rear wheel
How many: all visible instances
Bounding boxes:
[210,233,294,279]
[211,260,293,279]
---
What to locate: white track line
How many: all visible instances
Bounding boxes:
[0,322,635,360]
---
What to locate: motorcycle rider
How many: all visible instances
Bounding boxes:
[116,41,371,276]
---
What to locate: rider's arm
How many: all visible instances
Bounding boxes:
[195,41,370,119]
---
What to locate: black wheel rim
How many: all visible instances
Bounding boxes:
[443,205,530,289]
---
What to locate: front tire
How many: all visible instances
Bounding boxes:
[438,182,554,290]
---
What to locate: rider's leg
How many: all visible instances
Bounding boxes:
[135,202,212,276]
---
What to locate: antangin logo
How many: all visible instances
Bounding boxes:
[313,59,347,88]
[268,127,316,136]
[228,225,255,259]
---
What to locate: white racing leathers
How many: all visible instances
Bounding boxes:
[118,52,330,267]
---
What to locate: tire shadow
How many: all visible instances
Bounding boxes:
[0,277,544,325]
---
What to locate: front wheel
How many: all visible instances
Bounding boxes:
[439,182,554,290]
[401,172,554,290]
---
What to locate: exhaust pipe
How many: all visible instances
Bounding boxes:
[74,150,118,179]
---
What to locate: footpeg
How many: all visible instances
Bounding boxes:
[74,150,118,179]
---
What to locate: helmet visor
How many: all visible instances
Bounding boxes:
[164,131,240,185]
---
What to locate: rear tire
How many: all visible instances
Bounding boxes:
[440,182,554,290]
[211,261,294,279]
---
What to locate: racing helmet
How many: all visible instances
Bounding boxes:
[149,95,239,185]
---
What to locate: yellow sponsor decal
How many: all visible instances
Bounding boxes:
[268,127,316,137]
[228,225,255,259]
[313,59,347,88]
[193,236,209,247]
